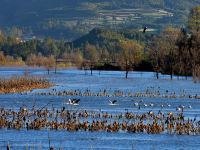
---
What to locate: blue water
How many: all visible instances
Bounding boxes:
[0,67,200,150]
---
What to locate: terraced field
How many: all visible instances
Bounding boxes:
[80,8,173,28]
[0,0,199,39]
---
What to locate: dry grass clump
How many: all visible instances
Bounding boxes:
[0,51,25,66]
[0,75,52,93]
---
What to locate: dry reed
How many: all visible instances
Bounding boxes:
[0,75,52,93]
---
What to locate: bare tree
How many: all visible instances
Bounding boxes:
[150,27,180,79]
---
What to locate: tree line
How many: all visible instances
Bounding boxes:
[149,6,200,81]
[0,6,200,81]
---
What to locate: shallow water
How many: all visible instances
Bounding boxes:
[0,67,200,150]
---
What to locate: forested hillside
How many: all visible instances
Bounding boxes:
[0,0,199,40]
[1,5,200,80]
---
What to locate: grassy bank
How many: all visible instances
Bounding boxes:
[0,75,52,94]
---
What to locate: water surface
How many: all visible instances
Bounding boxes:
[0,68,200,150]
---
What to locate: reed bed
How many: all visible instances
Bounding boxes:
[0,75,52,94]
[33,88,200,99]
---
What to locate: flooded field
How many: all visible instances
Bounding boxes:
[0,67,200,150]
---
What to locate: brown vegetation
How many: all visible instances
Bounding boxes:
[34,88,200,99]
[0,51,25,66]
[118,40,144,78]
[0,75,52,94]
[0,106,199,135]
[26,54,56,74]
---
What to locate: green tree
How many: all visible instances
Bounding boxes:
[8,26,22,38]
[188,6,200,33]
[42,37,59,56]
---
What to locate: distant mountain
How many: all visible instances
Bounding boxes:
[0,0,199,40]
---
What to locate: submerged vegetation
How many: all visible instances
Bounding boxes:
[0,75,52,94]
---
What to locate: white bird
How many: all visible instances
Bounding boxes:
[144,103,148,107]
[134,102,139,106]
[149,103,154,107]
[66,98,80,105]
[176,107,182,111]
[167,103,171,107]
[109,100,117,105]
[176,105,184,111]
